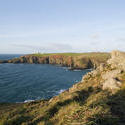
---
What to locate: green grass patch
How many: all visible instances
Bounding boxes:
[31,52,110,57]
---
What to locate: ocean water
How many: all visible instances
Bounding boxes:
[0,54,90,103]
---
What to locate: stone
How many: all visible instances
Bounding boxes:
[107,50,125,70]
[102,78,122,90]
[101,69,122,91]
[102,69,122,80]
[99,63,105,72]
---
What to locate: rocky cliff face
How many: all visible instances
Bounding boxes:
[0,53,110,69]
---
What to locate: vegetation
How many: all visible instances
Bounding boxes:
[32,52,110,57]
[0,67,125,125]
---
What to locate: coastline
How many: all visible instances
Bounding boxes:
[0,52,110,70]
[1,51,125,125]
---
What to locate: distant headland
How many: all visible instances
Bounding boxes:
[0,52,110,70]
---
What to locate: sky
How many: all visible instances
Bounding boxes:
[0,0,125,54]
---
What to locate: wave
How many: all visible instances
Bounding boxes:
[73,69,82,71]
[24,99,34,103]
[75,80,79,82]
[57,89,66,94]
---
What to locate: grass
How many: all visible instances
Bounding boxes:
[31,52,110,57]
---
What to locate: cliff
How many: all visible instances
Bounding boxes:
[0,52,110,69]
[0,51,125,125]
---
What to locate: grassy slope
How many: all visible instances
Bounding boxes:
[0,64,125,125]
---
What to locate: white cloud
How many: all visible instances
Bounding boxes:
[11,43,73,53]
[90,33,100,39]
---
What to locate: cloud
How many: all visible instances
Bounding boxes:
[115,38,125,42]
[90,33,100,39]
[0,34,11,38]
[0,26,78,39]
[50,43,73,51]
[11,43,73,53]
[0,34,29,38]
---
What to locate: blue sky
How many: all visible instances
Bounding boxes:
[0,0,125,54]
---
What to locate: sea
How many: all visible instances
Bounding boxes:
[0,54,90,103]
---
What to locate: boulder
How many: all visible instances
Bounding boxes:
[102,78,122,90]
[102,69,122,80]
[101,69,122,91]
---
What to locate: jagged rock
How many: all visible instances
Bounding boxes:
[99,63,105,72]
[69,83,79,92]
[102,78,122,90]
[82,69,99,82]
[82,63,107,82]
[102,69,122,80]
[101,68,123,91]
[101,53,124,91]
[107,50,125,70]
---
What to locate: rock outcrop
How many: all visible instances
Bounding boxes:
[102,69,122,91]
[82,50,125,92]
[108,50,125,70]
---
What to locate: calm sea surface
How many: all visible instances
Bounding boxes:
[0,54,90,103]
